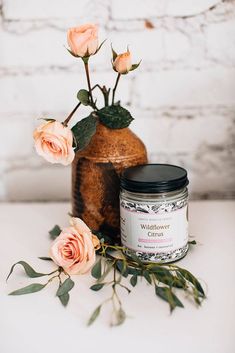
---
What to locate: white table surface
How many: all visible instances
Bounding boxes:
[0,201,234,353]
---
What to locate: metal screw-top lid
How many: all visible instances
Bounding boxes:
[120,164,189,193]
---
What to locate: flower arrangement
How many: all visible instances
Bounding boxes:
[7,24,206,326]
[33,23,139,166]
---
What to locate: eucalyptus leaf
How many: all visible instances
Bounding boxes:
[155,285,184,312]
[7,261,49,281]
[58,292,70,307]
[71,114,97,152]
[9,283,46,295]
[111,307,126,326]
[116,260,128,277]
[177,269,205,297]
[90,283,105,291]
[130,275,138,287]
[152,267,185,288]
[49,225,61,240]
[91,258,102,279]
[87,305,102,326]
[77,89,90,106]
[56,278,74,297]
[97,105,134,129]
[143,270,152,284]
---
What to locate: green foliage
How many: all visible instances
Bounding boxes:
[6,261,50,281]
[97,105,134,129]
[58,292,70,307]
[87,305,102,326]
[49,225,61,240]
[71,114,97,152]
[91,258,102,279]
[90,283,105,291]
[155,285,184,312]
[77,89,90,106]
[56,278,75,297]
[9,283,46,295]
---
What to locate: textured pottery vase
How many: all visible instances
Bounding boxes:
[72,122,147,242]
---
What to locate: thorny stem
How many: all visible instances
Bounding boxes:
[112,73,121,105]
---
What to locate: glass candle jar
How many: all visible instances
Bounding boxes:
[120,164,189,263]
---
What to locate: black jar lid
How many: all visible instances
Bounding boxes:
[120,164,189,193]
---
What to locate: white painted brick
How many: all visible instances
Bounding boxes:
[206,20,235,65]
[164,31,190,61]
[0,26,108,69]
[131,111,234,155]
[134,69,235,109]
[0,71,131,115]
[3,0,90,19]
[0,116,33,158]
[5,165,70,201]
[166,0,220,17]
[109,29,163,64]
[111,0,220,19]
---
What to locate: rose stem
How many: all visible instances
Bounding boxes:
[84,61,97,109]
[112,73,121,105]
[63,85,101,126]
[63,102,81,126]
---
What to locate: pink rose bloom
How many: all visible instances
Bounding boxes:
[67,24,99,57]
[113,51,132,74]
[49,218,100,275]
[33,120,75,166]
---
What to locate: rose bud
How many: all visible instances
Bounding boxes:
[67,23,99,58]
[113,50,132,74]
[33,120,75,166]
[49,217,100,275]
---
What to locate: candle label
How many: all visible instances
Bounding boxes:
[120,199,188,261]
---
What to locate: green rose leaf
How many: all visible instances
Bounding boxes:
[155,285,184,312]
[9,283,46,296]
[87,305,102,326]
[6,261,50,281]
[91,258,102,279]
[97,105,134,129]
[49,225,61,240]
[56,278,75,297]
[72,114,97,152]
[77,89,90,106]
[38,257,53,261]
[58,292,70,307]
[90,283,105,291]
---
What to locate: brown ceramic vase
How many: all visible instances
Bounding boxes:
[72,122,147,242]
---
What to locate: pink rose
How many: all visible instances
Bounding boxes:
[33,120,75,166]
[49,218,100,275]
[113,51,132,74]
[67,24,99,57]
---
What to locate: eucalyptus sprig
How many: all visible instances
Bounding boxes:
[87,240,206,326]
[6,260,75,307]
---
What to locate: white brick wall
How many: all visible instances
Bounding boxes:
[0,0,235,201]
